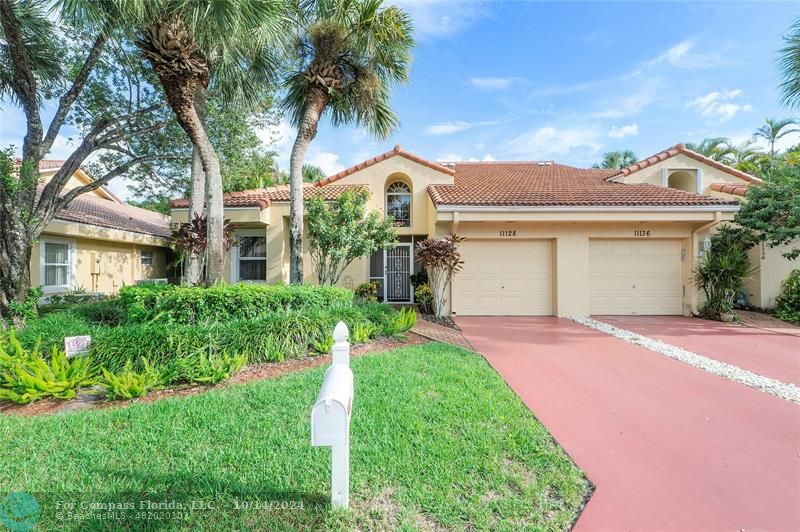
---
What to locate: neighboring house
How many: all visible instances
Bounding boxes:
[28,161,172,294]
[169,144,796,316]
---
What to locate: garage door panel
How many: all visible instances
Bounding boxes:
[590,239,682,315]
[455,239,552,316]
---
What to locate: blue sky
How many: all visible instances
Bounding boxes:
[2,1,798,200]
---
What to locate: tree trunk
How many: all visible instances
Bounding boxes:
[184,86,207,285]
[288,88,329,284]
[0,207,33,328]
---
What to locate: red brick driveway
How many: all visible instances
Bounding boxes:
[456,316,800,531]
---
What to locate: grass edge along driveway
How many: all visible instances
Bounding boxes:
[0,343,589,531]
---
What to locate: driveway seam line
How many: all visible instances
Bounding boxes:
[571,316,800,405]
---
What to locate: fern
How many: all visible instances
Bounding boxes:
[351,322,377,344]
[100,359,161,400]
[310,335,334,355]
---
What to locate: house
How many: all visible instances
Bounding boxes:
[169,143,796,316]
[28,161,172,294]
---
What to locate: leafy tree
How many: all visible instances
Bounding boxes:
[685,137,734,162]
[306,188,397,285]
[282,0,414,283]
[593,150,637,170]
[753,118,799,159]
[0,0,173,325]
[735,163,800,260]
[779,17,800,109]
[415,234,465,318]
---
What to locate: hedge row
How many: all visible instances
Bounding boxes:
[114,283,355,325]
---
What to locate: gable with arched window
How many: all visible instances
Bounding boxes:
[386,181,411,227]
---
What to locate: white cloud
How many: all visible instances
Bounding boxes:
[468,77,515,90]
[646,39,726,70]
[425,119,499,135]
[436,153,495,162]
[393,0,488,40]
[306,151,345,176]
[505,126,602,159]
[688,89,752,122]
[593,90,656,119]
[608,123,639,139]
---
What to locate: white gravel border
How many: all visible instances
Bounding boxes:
[570,316,800,405]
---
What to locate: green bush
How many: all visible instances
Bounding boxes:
[75,298,126,325]
[384,307,417,338]
[775,270,800,324]
[0,331,96,404]
[351,322,377,344]
[310,335,334,355]
[7,286,42,322]
[100,359,161,400]
[414,284,434,314]
[694,226,754,320]
[117,283,354,324]
[174,352,246,384]
[354,281,379,303]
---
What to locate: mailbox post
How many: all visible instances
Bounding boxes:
[311,321,353,509]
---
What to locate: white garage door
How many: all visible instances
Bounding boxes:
[454,239,553,316]
[589,239,683,315]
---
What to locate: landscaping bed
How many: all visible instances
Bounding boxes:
[0,343,590,530]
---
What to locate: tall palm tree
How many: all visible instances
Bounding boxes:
[66,1,287,284]
[685,137,734,162]
[779,18,800,109]
[728,139,762,169]
[593,150,637,170]
[282,0,414,283]
[752,118,798,158]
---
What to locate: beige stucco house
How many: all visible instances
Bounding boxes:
[29,161,171,295]
[169,143,797,317]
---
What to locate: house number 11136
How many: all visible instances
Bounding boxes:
[499,230,517,237]
[634,230,652,237]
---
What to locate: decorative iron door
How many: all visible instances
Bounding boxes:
[385,244,412,302]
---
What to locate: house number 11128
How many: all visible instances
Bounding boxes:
[499,230,517,237]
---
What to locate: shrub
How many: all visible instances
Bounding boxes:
[410,270,428,288]
[6,286,42,323]
[173,352,246,384]
[310,335,334,355]
[352,322,377,344]
[414,284,434,314]
[415,234,465,318]
[117,284,354,324]
[694,226,754,320]
[384,307,416,338]
[775,270,800,324]
[354,281,379,303]
[74,298,126,325]
[0,331,96,404]
[100,359,161,400]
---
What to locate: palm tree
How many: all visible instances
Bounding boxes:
[685,137,734,162]
[282,0,414,284]
[67,1,287,284]
[593,150,638,170]
[728,139,763,169]
[779,18,800,109]
[753,118,798,158]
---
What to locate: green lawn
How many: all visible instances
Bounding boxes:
[0,343,589,530]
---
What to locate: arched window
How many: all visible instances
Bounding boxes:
[386,181,411,227]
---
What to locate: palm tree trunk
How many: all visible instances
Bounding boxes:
[288,88,329,284]
[184,85,207,285]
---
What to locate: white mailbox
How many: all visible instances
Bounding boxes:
[311,321,354,509]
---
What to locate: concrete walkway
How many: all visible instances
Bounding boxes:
[738,309,800,337]
[457,316,800,531]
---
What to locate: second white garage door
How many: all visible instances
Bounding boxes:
[589,239,683,315]
[454,239,553,316]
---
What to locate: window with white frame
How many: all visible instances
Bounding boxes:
[140,250,154,266]
[236,236,267,281]
[41,239,75,291]
[386,181,411,227]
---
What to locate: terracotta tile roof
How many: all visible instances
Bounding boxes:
[14,159,125,203]
[427,161,739,207]
[53,190,172,238]
[168,184,359,210]
[608,144,763,184]
[315,145,454,187]
[38,159,67,169]
[710,182,750,197]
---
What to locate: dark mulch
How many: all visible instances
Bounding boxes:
[0,333,429,417]
[422,314,461,330]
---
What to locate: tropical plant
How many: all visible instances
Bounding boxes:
[100,359,161,400]
[415,234,465,318]
[282,0,414,283]
[310,334,334,355]
[414,284,434,314]
[351,322,377,344]
[171,213,235,285]
[384,307,416,338]
[593,150,637,170]
[735,164,800,260]
[753,118,799,159]
[0,331,96,404]
[354,281,379,303]
[779,18,800,109]
[306,188,398,285]
[775,270,800,324]
[685,137,734,162]
[694,226,754,320]
[178,352,246,384]
[727,139,763,170]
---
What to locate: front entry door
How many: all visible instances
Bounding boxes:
[386,244,412,302]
